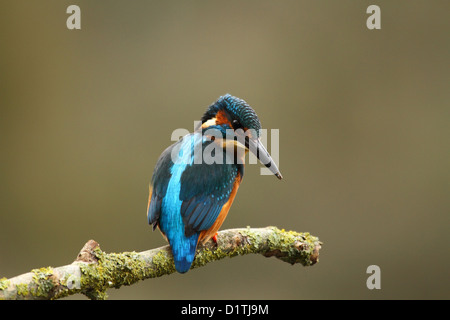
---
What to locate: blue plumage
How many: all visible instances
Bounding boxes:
[160,135,198,272]
[147,94,282,273]
[148,133,239,272]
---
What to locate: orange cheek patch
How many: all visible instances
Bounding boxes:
[215,110,232,127]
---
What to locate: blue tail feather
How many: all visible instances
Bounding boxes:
[170,233,200,273]
[158,133,205,273]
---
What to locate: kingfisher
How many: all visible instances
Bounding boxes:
[147,94,282,273]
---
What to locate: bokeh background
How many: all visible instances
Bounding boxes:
[1,1,448,299]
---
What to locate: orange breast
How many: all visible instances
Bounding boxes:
[215,109,232,127]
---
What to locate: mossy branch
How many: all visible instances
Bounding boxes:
[0,226,321,300]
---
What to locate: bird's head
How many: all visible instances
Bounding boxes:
[199,94,282,180]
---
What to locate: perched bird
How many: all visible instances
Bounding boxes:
[147,94,282,273]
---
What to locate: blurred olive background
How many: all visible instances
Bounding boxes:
[0,1,448,299]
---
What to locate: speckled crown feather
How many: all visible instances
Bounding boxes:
[201,94,262,136]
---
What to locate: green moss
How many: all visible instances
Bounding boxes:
[243,227,264,252]
[16,283,29,297]
[150,249,176,275]
[0,277,10,291]
[31,267,54,282]
[193,247,219,267]
[79,248,161,299]
[192,228,260,270]
[31,266,55,298]
[265,227,320,266]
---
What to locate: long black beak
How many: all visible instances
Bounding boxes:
[246,137,283,180]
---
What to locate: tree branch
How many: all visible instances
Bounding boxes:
[0,226,321,300]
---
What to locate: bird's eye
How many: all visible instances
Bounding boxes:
[232,119,242,130]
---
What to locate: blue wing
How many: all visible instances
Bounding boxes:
[147,143,174,229]
[146,134,243,273]
[180,193,227,236]
[179,160,241,237]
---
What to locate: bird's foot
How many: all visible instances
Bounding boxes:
[212,233,218,245]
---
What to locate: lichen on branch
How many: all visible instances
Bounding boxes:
[0,226,321,300]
